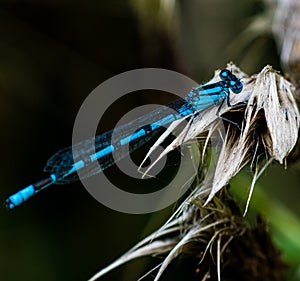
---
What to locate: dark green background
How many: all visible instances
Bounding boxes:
[0,1,298,281]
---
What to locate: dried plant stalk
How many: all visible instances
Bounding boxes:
[88,63,299,281]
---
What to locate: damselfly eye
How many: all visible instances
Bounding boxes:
[219,69,231,81]
[230,80,243,94]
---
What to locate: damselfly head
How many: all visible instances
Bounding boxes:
[229,79,243,94]
[219,69,243,94]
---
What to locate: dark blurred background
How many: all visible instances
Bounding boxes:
[0,1,298,281]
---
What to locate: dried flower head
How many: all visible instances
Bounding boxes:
[88,63,299,281]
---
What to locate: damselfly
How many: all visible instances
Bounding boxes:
[5,69,243,209]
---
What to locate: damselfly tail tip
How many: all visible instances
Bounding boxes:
[4,199,15,210]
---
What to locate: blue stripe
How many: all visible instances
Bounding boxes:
[50,174,57,182]
[150,114,176,130]
[200,85,223,94]
[177,105,194,116]
[90,145,114,162]
[120,129,146,145]
[64,160,85,177]
[7,184,35,208]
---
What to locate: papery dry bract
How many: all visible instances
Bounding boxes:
[207,65,300,203]
[88,64,299,281]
